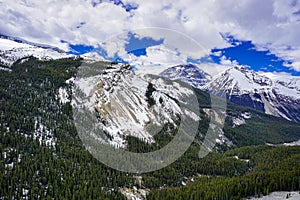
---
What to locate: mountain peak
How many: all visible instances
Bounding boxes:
[159,64,212,89]
[206,66,300,122]
[221,66,273,90]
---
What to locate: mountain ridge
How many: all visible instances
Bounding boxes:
[0,35,75,67]
[161,64,300,123]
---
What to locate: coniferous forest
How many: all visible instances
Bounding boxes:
[0,58,299,199]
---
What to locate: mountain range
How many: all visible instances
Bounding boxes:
[1,34,299,134]
[1,35,300,199]
[160,64,300,123]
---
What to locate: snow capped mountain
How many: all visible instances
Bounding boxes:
[0,34,65,52]
[205,66,300,122]
[0,35,75,67]
[72,62,203,148]
[160,64,300,123]
[159,64,212,89]
[262,72,300,92]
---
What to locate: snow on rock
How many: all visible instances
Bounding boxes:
[120,187,149,200]
[160,64,212,89]
[146,77,195,103]
[0,38,31,50]
[241,112,251,119]
[206,66,300,123]
[206,66,274,96]
[202,108,233,147]
[232,112,251,128]
[65,77,75,84]
[0,38,75,66]
[73,62,201,148]
[184,109,201,121]
[232,117,246,128]
[91,64,157,147]
[248,191,300,200]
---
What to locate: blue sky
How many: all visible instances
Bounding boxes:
[210,36,300,76]
[67,33,300,76]
[1,0,300,75]
[124,32,164,57]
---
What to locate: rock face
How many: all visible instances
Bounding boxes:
[204,66,300,123]
[72,62,202,148]
[162,64,300,123]
[160,64,211,89]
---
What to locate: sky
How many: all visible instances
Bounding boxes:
[1,0,300,76]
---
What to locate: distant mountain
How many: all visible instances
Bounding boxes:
[0,34,75,67]
[204,66,300,123]
[0,34,65,52]
[159,64,211,89]
[160,65,300,123]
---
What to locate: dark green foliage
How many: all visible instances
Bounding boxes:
[0,58,127,199]
[194,87,300,146]
[223,104,300,146]
[147,146,300,200]
[145,82,156,107]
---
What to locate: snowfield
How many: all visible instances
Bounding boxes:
[0,38,75,66]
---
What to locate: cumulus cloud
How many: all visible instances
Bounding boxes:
[120,43,186,75]
[219,56,239,66]
[0,0,300,72]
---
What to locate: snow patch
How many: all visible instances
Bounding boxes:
[248,191,300,200]
[184,109,201,121]
[120,187,149,200]
[283,139,300,146]
[5,162,14,169]
[57,88,70,104]
[34,119,56,148]
[241,112,251,119]
[232,117,246,128]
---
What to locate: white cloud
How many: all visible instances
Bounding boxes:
[127,44,187,75]
[219,56,239,66]
[0,0,131,50]
[0,0,300,72]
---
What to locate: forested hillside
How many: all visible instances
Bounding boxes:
[147,145,300,200]
[0,58,299,199]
